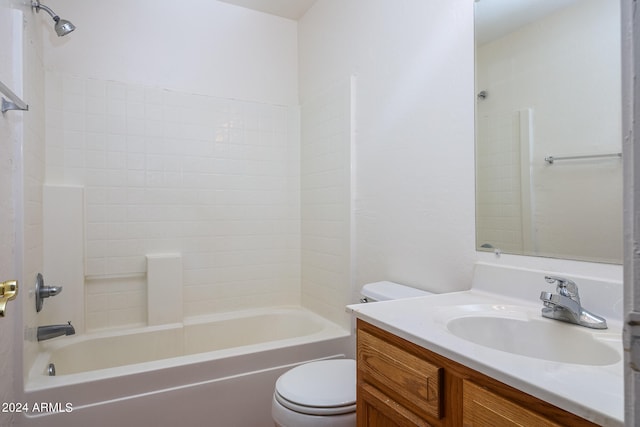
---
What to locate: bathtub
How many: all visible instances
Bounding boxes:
[21,306,352,427]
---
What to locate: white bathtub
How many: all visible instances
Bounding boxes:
[22,306,352,427]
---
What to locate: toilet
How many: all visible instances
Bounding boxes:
[271,281,432,427]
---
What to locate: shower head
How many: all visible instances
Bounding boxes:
[32,1,76,37]
[54,17,75,37]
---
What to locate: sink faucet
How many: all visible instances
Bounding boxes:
[539,276,607,329]
[37,321,75,341]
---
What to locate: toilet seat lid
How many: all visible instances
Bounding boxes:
[275,359,356,414]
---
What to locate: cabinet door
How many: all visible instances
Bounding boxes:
[462,380,563,427]
[358,382,434,427]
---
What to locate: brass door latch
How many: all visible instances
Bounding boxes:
[0,280,18,317]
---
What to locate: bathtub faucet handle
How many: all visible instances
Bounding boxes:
[35,273,63,312]
[40,285,62,298]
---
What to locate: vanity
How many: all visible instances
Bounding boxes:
[356,320,599,427]
[347,264,623,426]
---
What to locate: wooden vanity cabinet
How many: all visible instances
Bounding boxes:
[356,320,599,427]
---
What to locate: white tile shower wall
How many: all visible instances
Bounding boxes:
[45,72,300,330]
[301,80,352,329]
[85,275,147,330]
[147,254,182,326]
[43,185,85,333]
[476,110,524,253]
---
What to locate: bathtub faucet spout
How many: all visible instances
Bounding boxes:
[37,321,75,341]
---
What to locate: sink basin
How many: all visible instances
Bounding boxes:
[446,309,620,366]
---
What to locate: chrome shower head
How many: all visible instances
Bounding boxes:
[53,17,75,37]
[32,1,76,37]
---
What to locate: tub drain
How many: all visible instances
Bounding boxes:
[48,363,56,376]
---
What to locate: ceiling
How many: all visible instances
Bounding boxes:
[218,0,580,36]
[475,0,580,45]
[218,0,318,20]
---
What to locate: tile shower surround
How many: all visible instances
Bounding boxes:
[45,72,301,329]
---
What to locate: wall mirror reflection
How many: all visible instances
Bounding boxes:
[474,0,622,264]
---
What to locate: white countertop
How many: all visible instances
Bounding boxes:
[347,289,624,426]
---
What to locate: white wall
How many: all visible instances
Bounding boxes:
[41,0,298,106]
[299,0,476,296]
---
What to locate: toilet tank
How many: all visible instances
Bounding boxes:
[360,281,432,303]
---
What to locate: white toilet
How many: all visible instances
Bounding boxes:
[271,281,432,427]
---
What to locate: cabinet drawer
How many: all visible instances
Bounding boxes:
[463,380,562,427]
[358,327,443,420]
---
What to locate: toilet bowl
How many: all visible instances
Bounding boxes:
[272,359,356,427]
[271,281,432,427]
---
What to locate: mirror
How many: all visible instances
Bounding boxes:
[474,0,622,264]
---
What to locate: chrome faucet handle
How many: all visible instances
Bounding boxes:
[35,273,63,313]
[544,275,580,302]
[541,276,607,329]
